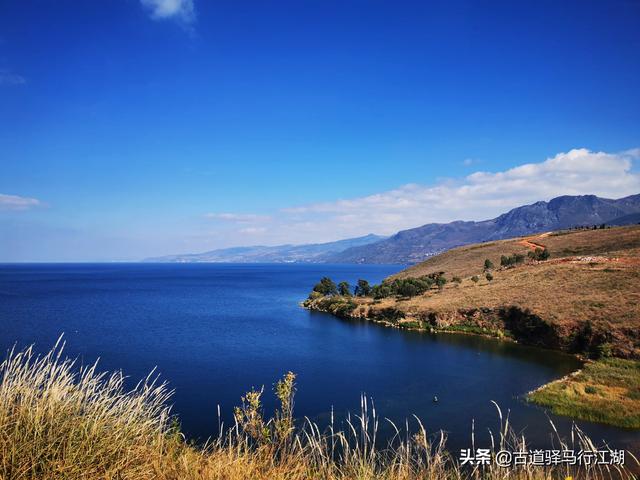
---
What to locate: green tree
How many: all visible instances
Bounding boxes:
[484,259,494,270]
[354,279,372,297]
[397,282,418,297]
[373,284,393,299]
[338,281,351,296]
[312,277,338,296]
[528,248,550,261]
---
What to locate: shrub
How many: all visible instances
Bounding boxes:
[471,275,479,283]
[528,248,550,261]
[596,342,613,359]
[349,272,448,299]
[332,299,358,317]
[501,253,526,267]
[371,284,393,299]
[483,259,494,270]
[584,385,598,395]
[485,272,493,282]
[307,291,323,300]
[384,276,435,297]
[452,276,462,284]
[397,282,419,297]
[306,295,357,316]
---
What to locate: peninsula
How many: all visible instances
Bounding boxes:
[304,225,640,428]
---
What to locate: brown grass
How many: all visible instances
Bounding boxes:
[387,260,639,328]
[395,225,640,280]
[2,340,638,480]
[320,226,640,358]
[303,226,640,432]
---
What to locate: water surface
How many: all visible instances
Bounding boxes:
[0,263,636,454]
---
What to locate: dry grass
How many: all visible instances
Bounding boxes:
[303,226,640,432]
[386,260,639,328]
[1,340,638,480]
[396,225,640,280]
[317,226,640,358]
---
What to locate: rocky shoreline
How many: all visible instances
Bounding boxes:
[302,295,638,359]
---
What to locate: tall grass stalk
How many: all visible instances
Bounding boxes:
[0,340,637,479]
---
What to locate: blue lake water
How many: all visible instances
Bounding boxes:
[0,263,637,454]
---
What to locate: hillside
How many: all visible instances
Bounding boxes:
[325,194,640,264]
[306,225,640,359]
[145,194,640,264]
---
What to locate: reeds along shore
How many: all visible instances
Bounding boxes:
[0,339,637,480]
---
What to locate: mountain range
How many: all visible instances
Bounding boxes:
[143,234,386,263]
[146,194,640,264]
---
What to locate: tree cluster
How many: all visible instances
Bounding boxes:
[500,253,525,267]
[310,272,448,301]
[528,247,550,261]
[312,277,338,296]
[571,224,609,230]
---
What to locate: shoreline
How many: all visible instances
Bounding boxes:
[302,296,640,430]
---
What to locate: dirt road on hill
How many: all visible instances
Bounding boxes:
[517,232,550,251]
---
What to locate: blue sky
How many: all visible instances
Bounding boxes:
[1,0,640,261]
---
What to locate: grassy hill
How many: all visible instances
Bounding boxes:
[396,224,640,279]
[304,225,640,428]
[305,225,640,358]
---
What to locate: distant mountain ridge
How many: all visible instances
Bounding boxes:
[146,194,640,264]
[325,194,640,264]
[144,234,386,263]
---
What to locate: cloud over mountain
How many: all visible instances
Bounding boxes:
[217,148,640,245]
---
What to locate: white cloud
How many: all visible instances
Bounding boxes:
[208,148,640,246]
[0,193,42,211]
[238,227,267,235]
[140,0,195,24]
[0,70,26,86]
[204,213,271,223]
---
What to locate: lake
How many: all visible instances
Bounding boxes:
[0,263,636,454]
